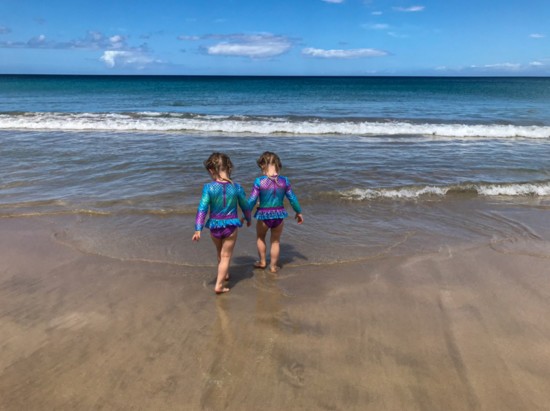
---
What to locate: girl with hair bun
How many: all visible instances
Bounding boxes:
[248,151,303,273]
[192,152,251,294]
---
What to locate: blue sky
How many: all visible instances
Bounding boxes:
[1,0,549,76]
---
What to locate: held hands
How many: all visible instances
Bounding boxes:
[192,231,201,241]
[241,217,252,227]
[295,213,304,224]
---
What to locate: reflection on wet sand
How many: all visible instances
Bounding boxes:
[200,298,234,410]
[2,211,550,410]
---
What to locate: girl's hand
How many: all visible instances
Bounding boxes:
[295,213,304,224]
[192,231,201,241]
[241,217,252,227]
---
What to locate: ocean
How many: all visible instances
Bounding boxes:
[1,75,550,267]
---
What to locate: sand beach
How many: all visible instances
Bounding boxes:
[2,75,550,410]
[1,211,549,411]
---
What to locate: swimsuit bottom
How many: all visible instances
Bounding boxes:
[262,218,283,229]
[210,226,237,240]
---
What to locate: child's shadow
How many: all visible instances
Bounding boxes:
[229,243,308,286]
[278,243,308,267]
[207,256,256,289]
[225,255,256,287]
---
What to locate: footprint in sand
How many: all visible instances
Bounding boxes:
[280,361,305,388]
[274,310,294,332]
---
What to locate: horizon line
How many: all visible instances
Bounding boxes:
[1,73,550,79]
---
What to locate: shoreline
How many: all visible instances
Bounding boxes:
[1,215,550,410]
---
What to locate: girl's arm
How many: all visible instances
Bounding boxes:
[284,177,302,214]
[247,178,261,210]
[194,184,210,233]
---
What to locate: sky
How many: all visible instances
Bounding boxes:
[0,0,549,76]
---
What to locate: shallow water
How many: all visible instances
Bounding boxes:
[1,130,550,266]
[1,76,550,266]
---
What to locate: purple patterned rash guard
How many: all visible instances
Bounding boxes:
[248,175,302,220]
[194,181,251,232]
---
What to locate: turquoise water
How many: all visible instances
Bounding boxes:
[1,75,549,265]
[2,75,550,127]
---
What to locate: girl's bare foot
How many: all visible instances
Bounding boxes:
[215,286,230,295]
[269,265,280,273]
[254,261,267,269]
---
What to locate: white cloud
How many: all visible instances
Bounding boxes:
[435,60,550,75]
[0,30,132,50]
[388,31,408,38]
[27,34,47,47]
[467,62,522,72]
[0,29,158,70]
[88,31,103,42]
[371,11,383,16]
[363,23,390,30]
[109,35,125,47]
[0,26,11,34]
[393,6,425,12]
[302,47,387,58]
[529,33,545,38]
[206,34,291,58]
[178,35,201,41]
[482,63,521,70]
[100,50,158,68]
[84,31,130,50]
[322,0,345,3]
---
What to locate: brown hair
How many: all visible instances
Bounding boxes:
[256,151,282,173]
[204,152,233,182]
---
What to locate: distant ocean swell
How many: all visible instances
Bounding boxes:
[336,181,550,200]
[1,112,549,139]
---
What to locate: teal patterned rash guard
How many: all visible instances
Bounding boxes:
[248,175,302,220]
[194,181,251,232]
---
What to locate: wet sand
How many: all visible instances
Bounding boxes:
[1,216,550,410]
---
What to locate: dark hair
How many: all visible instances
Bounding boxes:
[204,152,233,181]
[256,151,282,173]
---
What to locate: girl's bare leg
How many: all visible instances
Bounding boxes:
[255,221,269,268]
[210,230,238,293]
[269,221,284,273]
[212,235,222,264]
[211,234,228,280]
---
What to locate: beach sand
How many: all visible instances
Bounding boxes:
[1,216,550,411]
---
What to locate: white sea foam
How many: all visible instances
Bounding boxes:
[476,183,550,196]
[1,112,549,139]
[342,186,450,200]
[340,182,550,200]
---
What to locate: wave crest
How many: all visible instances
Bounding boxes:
[1,111,549,139]
[338,182,550,200]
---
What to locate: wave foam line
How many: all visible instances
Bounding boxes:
[340,182,550,200]
[1,112,549,138]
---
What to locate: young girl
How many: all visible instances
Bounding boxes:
[248,151,303,273]
[192,152,251,294]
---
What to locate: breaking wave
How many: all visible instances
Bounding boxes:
[338,181,550,200]
[1,111,549,139]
